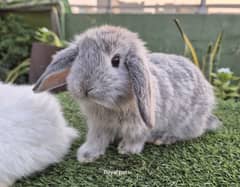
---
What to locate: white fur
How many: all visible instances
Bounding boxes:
[0,82,78,186]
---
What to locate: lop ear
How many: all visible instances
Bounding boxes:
[125,54,155,128]
[33,44,78,93]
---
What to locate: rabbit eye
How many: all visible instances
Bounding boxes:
[111,54,120,68]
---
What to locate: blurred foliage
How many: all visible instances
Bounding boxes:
[0,0,71,13]
[35,27,67,47]
[0,0,71,39]
[174,19,223,83]
[211,68,240,100]
[0,14,35,83]
[173,19,240,101]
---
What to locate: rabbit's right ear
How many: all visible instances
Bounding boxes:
[33,45,78,93]
[125,53,155,129]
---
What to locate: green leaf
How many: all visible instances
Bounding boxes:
[232,76,240,81]
[226,86,239,92]
[211,73,217,78]
[226,92,240,98]
[35,27,66,47]
[213,79,223,86]
[5,58,30,83]
[174,19,200,68]
[208,31,223,83]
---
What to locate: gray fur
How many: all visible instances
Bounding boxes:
[36,25,221,162]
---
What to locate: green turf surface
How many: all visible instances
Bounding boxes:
[14,93,240,187]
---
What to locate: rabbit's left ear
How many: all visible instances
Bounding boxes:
[125,54,155,128]
[33,45,78,93]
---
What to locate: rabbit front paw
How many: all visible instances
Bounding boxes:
[77,144,104,163]
[118,140,144,155]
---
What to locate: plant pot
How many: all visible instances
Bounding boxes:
[29,42,66,93]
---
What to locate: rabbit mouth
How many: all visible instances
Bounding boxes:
[89,98,115,109]
[84,93,120,110]
[81,88,125,110]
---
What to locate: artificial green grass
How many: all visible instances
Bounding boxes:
[14,93,240,187]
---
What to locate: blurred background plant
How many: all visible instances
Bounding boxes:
[0,10,67,84]
[5,58,30,83]
[35,27,67,47]
[0,0,71,39]
[174,19,223,84]
[0,14,34,83]
[174,20,240,101]
[211,68,240,100]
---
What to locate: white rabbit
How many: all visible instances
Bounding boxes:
[33,25,221,163]
[0,82,78,186]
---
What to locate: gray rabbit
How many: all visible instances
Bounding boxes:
[34,25,221,163]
